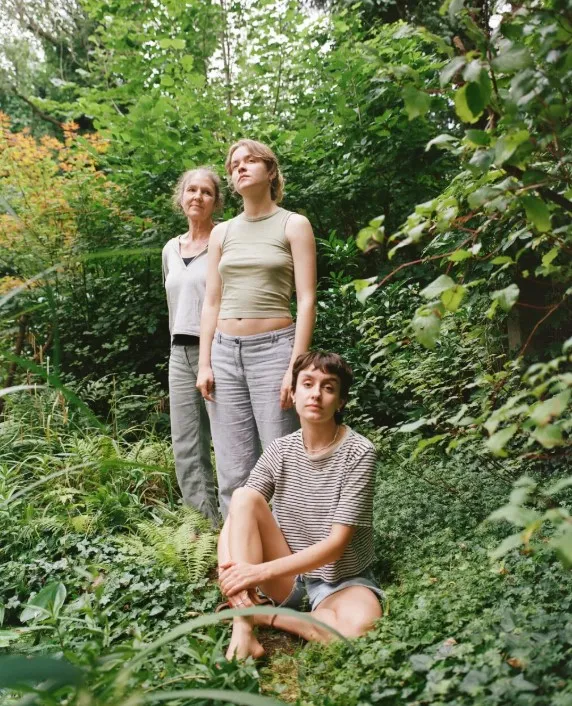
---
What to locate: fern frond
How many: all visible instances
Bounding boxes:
[126,508,218,581]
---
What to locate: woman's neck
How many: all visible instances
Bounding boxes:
[301,419,341,453]
[242,190,277,219]
[185,217,212,240]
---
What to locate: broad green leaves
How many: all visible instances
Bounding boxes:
[412,275,467,348]
[402,86,431,120]
[20,582,66,622]
[491,43,533,73]
[487,284,519,318]
[412,309,441,349]
[488,474,572,570]
[494,130,529,166]
[521,195,551,232]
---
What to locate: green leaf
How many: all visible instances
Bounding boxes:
[181,55,194,72]
[491,45,533,72]
[542,247,558,266]
[353,277,378,304]
[550,529,572,569]
[469,149,494,173]
[402,86,431,121]
[529,391,570,426]
[410,654,434,672]
[398,418,433,433]
[20,582,66,623]
[426,134,458,151]
[521,195,551,232]
[511,674,538,693]
[494,130,529,165]
[412,310,442,349]
[545,477,572,496]
[488,503,541,527]
[441,284,466,312]
[460,669,488,695]
[144,690,285,706]
[171,38,186,50]
[448,249,472,262]
[465,129,490,146]
[465,82,485,118]
[468,185,499,209]
[486,424,518,456]
[491,256,514,265]
[0,656,84,688]
[491,283,519,312]
[420,274,456,299]
[532,424,564,448]
[356,227,377,250]
[454,84,481,124]
[489,533,523,560]
[440,56,466,86]
[160,75,174,87]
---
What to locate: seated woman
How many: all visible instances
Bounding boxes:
[217,351,383,660]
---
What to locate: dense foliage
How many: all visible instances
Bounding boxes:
[1,0,571,703]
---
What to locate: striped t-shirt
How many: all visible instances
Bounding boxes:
[245,427,377,583]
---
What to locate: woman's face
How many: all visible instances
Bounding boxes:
[293,366,343,424]
[181,173,217,222]
[229,146,271,196]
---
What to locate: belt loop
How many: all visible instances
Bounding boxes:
[216,331,222,344]
[271,330,277,343]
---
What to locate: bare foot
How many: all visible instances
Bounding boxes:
[226,629,265,660]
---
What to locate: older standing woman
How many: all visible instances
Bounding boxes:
[197,139,317,518]
[162,167,222,524]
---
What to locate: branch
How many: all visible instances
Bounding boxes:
[9,85,62,129]
[519,297,567,357]
[503,165,572,213]
[378,238,472,289]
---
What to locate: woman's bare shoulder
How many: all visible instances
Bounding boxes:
[285,212,313,242]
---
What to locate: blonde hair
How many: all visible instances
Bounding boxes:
[172,167,223,212]
[225,139,285,203]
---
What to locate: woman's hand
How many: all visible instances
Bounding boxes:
[219,561,267,596]
[196,365,215,401]
[280,368,293,409]
[226,589,257,609]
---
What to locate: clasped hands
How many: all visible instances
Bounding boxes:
[218,561,267,608]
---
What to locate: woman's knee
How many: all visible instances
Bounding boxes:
[328,589,382,638]
[342,609,381,638]
[229,487,266,515]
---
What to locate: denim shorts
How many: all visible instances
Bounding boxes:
[276,568,384,612]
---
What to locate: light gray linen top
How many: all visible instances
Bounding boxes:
[162,236,208,339]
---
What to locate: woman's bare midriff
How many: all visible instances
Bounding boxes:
[217,317,293,336]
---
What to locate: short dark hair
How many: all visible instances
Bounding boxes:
[291,351,354,423]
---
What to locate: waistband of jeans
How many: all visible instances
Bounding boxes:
[214,322,295,346]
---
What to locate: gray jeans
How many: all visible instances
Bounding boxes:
[168,344,218,523]
[208,324,299,518]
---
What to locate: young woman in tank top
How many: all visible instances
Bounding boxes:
[197,139,317,518]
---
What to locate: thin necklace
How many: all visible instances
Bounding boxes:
[303,425,341,454]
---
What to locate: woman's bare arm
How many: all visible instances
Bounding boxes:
[197,224,224,401]
[219,524,355,596]
[280,213,317,408]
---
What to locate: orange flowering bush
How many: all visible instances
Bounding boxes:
[0,112,112,290]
